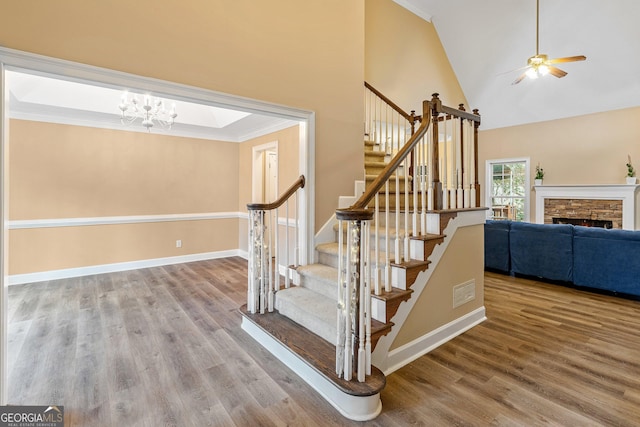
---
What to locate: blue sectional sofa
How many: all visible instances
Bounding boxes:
[484,219,510,273]
[510,222,574,283]
[484,219,640,298]
[573,226,640,296]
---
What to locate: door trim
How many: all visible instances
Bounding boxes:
[0,46,315,404]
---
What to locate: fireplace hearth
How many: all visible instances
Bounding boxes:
[552,217,613,229]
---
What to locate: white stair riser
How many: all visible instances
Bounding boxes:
[371,297,387,323]
[391,266,407,290]
[410,239,426,261]
[299,275,338,300]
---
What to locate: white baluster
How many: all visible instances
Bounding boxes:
[294,191,300,267]
[343,221,353,381]
[374,194,381,295]
[267,209,274,312]
[404,156,410,262]
[469,120,477,207]
[421,136,427,234]
[336,220,345,376]
[442,118,449,210]
[358,221,366,382]
[450,117,458,208]
[395,171,401,264]
[285,200,290,288]
[260,211,266,314]
[411,145,420,236]
[384,181,391,292]
[364,220,372,376]
[247,210,255,313]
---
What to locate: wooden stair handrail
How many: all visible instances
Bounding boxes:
[337,99,431,222]
[365,81,421,124]
[440,103,481,123]
[247,175,305,211]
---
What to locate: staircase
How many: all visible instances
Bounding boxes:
[281,140,445,348]
[241,87,485,421]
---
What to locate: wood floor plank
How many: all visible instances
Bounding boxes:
[7,260,640,426]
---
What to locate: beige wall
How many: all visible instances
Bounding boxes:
[479,107,640,220]
[0,0,365,231]
[9,120,238,218]
[9,119,302,275]
[390,224,485,350]
[8,119,241,275]
[365,0,468,115]
[9,220,237,275]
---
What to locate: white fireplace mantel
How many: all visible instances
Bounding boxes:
[534,184,640,230]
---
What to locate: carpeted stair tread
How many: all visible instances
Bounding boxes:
[316,242,403,268]
[332,222,419,240]
[276,286,337,345]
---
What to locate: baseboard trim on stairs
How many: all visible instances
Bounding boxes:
[383,306,486,375]
[240,312,383,421]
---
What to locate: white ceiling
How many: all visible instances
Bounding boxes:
[395,0,640,130]
[7,70,299,142]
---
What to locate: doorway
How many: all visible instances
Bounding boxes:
[0,47,315,405]
[252,142,279,257]
[252,142,278,204]
[265,151,278,204]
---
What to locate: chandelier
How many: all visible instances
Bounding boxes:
[118,92,177,131]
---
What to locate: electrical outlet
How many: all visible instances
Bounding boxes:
[176,239,182,248]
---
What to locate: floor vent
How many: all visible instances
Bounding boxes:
[453,280,475,308]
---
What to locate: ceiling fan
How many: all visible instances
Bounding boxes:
[512,0,586,85]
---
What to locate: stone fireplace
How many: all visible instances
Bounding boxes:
[534,184,640,230]
[545,199,620,228]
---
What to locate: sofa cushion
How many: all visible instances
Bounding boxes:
[484,220,510,272]
[573,226,640,296]
[509,222,574,282]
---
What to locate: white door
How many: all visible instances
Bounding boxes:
[265,151,278,203]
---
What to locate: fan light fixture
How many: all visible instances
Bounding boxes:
[525,55,550,79]
[118,92,177,131]
[512,0,586,84]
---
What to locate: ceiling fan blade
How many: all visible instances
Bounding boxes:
[498,65,529,76]
[547,55,587,64]
[547,66,568,78]
[512,72,528,85]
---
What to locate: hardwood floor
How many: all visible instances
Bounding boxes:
[8,259,640,426]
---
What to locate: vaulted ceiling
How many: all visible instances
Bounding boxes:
[396,0,640,130]
[8,2,640,134]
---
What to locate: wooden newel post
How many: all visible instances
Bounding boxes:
[431,93,443,210]
[458,103,466,203]
[409,110,417,185]
[473,108,481,207]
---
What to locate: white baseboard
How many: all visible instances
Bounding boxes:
[8,249,246,285]
[383,306,487,375]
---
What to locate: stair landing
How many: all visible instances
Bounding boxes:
[240,304,385,421]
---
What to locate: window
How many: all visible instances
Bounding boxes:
[485,158,530,221]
